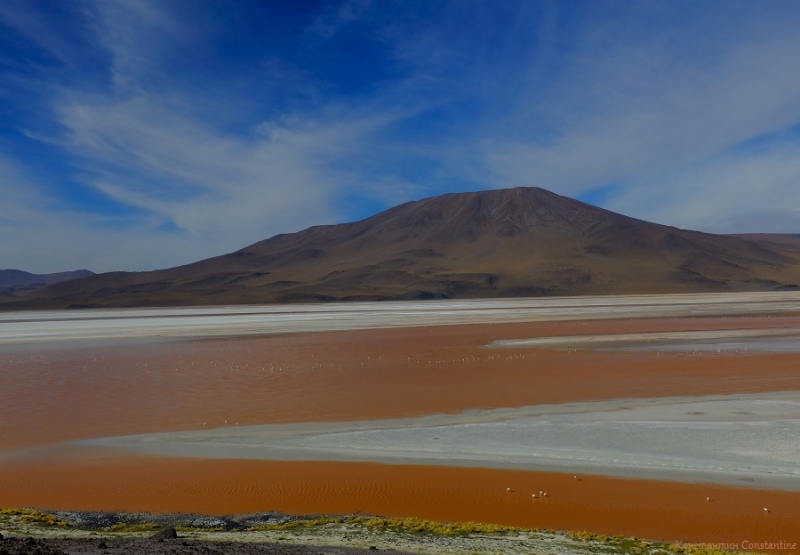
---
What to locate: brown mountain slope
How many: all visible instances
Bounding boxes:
[6,187,800,309]
[730,233,800,251]
[0,269,95,297]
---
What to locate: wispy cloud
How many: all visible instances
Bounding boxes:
[307,0,373,38]
[0,154,188,273]
[1,0,800,273]
[1,0,412,271]
[607,138,800,233]
[48,90,395,268]
[482,7,800,196]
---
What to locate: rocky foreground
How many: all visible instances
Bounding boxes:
[0,508,763,555]
[0,535,422,555]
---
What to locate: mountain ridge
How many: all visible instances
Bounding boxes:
[3,187,799,309]
[0,269,95,298]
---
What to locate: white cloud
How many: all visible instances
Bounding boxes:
[0,0,409,272]
[606,141,800,233]
[483,30,800,200]
[45,90,393,268]
[347,2,800,233]
[0,157,52,224]
[0,155,190,273]
[87,0,189,90]
[0,1,91,69]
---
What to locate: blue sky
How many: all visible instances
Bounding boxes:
[2,0,800,273]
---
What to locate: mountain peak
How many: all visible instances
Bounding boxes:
[335,187,629,246]
[5,187,800,309]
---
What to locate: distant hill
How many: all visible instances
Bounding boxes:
[729,233,800,250]
[0,269,95,297]
[4,187,800,309]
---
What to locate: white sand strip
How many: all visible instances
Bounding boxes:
[1,291,800,345]
[485,328,800,351]
[82,391,800,491]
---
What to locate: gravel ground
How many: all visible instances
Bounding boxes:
[0,510,662,555]
[0,534,417,555]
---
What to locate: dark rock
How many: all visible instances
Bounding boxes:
[188,516,240,530]
[151,528,178,541]
[97,541,107,549]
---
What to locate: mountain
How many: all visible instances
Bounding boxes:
[0,269,95,297]
[4,187,800,309]
[730,233,800,250]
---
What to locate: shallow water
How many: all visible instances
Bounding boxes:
[1,456,799,549]
[3,310,800,549]
[4,319,800,451]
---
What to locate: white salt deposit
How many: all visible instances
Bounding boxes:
[1,291,799,345]
[83,391,800,491]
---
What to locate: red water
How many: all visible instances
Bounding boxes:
[2,316,800,551]
[0,454,797,552]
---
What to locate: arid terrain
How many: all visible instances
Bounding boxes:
[3,509,770,555]
[4,188,800,309]
[0,269,94,298]
[2,295,800,553]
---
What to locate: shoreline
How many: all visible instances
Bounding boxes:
[1,508,786,555]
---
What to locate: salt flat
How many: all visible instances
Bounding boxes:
[1,291,799,345]
[86,391,800,491]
